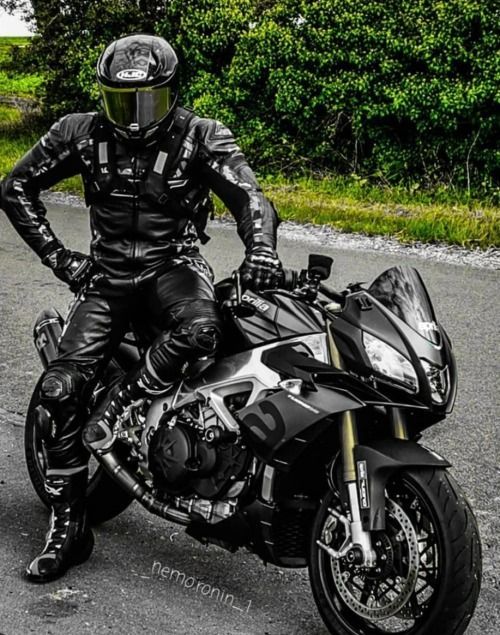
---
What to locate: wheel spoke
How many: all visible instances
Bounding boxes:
[317,474,448,630]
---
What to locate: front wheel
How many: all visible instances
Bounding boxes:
[309,468,482,635]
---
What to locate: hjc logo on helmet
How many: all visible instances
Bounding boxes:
[116,69,147,81]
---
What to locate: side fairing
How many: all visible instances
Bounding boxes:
[237,386,363,467]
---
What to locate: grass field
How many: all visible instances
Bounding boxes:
[0,36,498,249]
[0,36,41,98]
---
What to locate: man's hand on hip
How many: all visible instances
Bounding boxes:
[42,248,95,292]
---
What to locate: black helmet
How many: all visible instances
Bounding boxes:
[97,34,179,141]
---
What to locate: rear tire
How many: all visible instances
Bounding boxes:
[309,468,482,635]
[24,375,133,525]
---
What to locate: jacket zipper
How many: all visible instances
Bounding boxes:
[131,153,139,262]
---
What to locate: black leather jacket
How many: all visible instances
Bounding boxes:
[0,107,278,286]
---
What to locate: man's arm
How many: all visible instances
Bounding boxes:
[1,114,95,290]
[0,115,81,261]
[196,119,279,251]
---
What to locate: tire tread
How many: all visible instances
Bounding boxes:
[308,467,482,635]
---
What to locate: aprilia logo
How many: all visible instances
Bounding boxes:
[241,294,270,312]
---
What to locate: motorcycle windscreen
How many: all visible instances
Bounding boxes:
[368,266,441,346]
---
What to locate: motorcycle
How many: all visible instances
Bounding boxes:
[25,254,482,634]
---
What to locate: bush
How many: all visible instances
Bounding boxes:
[10,0,500,192]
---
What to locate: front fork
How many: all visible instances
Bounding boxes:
[318,407,409,568]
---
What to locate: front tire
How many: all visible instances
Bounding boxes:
[24,376,133,525]
[309,468,482,635]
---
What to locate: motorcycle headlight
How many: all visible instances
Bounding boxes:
[420,359,449,404]
[363,332,418,392]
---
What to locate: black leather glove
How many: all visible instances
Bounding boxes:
[42,247,95,292]
[239,245,282,291]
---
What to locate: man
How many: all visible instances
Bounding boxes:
[0,34,280,583]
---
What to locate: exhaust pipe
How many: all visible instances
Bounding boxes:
[100,450,191,525]
[84,430,190,525]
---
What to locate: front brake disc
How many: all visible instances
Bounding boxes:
[329,498,419,620]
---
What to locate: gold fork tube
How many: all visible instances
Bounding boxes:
[327,320,345,370]
[328,321,358,481]
[390,407,409,440]
[340,410,359,483]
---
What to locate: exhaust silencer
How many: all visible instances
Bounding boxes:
[33,308,64,369]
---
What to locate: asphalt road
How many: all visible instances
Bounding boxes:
[0,202,498,634]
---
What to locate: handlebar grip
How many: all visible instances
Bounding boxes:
[279,268,300,290]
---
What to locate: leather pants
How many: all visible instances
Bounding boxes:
[38,253,222,469]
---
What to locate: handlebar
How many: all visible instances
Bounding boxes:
[318,282,345,304]
[278,268,344,303]
[279,267,300,291]
[228,257,344,312]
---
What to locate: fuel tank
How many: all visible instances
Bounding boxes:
[231,289,325,347]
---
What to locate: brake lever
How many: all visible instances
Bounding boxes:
[225,270,256,317]
[233,270,242,304]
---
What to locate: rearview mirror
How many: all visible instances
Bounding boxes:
[308,254,333,281]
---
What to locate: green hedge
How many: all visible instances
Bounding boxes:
[14,0,500,193]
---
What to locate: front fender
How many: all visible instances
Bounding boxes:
[350,439,451,531]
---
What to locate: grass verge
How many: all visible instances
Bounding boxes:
[254,176,500,249]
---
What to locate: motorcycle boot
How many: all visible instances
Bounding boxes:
[25,467,94,583]
[83,364,172,454]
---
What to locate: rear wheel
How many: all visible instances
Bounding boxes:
[309,468,482,634]
[24,375,133,525]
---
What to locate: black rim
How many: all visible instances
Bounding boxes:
[316,475,444,634]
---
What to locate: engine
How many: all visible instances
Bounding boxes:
[146,402,251,501]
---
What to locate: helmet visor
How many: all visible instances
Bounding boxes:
[100,85,173,129]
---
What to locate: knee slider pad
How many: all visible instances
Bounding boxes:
[172,299,222,356]
[186,320,221,355]
[40,366,82,403]
[148,301,221,380]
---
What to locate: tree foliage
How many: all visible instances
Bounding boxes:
[4,0,499,190]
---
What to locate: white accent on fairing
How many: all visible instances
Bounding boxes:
[139,333,329,472]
